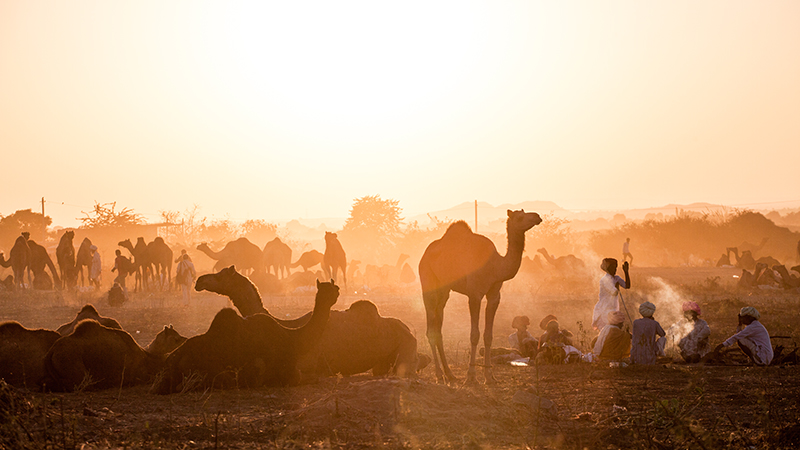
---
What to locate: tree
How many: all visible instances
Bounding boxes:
[340,195,403,264]
[79,202,144,229]
[0,209,52,248]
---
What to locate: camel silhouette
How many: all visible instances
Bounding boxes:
[155,279,339,393]
[56,230,76,289]
[194,266,425,378]
[45,319,163,392]
[75,238,93,288]
[290,250,323,272]
[323,232,347,290]
[5,233,31,290]
[419,209,542,384]
[119,238,150,292]
[146,325,187,356]
[263,237,292,279]
[197,238,263,275]
[56,304,123,336]
[146,237,173,290]
[536,248,586,273]
[0,321,60,388]
[27,239,61,290]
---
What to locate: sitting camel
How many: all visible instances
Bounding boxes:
[290,250,324,272]
[56,304,123,336]
[195,266,426,377]
[0,321,60,388]
[323,232,347,289]
[537,248,586,273]
[155,279,339,393]
[737,263,770,289]
[772,265,800,290]
[45,319,164,392]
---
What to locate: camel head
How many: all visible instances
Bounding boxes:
[507,209,542,232]
[324,232,338,242]
[195,265,244,294]
[63,230,74,240]
[118,239,132,248]
[196,243,210,251]
[315,279,340,309]
[147,325,187,356]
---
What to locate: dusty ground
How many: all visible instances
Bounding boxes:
[1,266,800,449]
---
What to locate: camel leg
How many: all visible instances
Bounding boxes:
[424,290,456,384]
[465,295,482,385]
[483,289,501,384]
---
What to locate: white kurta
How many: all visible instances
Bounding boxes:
[722,320,773,365]
[592,273,626,330]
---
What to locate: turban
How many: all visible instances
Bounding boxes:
[511,315,530,329]
[607,310,625,324]
[739,306,760,320]
[682,301,701,315]
[600,258,618,273]
[545,320,559,333]
[539,314,557,330]
[639,302,656,317]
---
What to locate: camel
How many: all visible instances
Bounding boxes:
[323,232,347,289]
[737,263,769,289]
[197,238,263,275]
[194,266,425,378]
[56,304,123,336]
[263,237,292,279]
[45,319,163,391]
[772,265,800,290]
[365,254,412,289]
[290,250,324,272]
[727,247,780,271]
[285,269,324,292]
[0,321,60,388]
[146,325,187,356]
[7,233,31,289]
[147,237,173,290]
[419,209,542,384]
[56,230,76,289]
[75,238,93,287]
[536,248,586,273]
[26,239,61,290]
[119,238,149,292]
[155,279,339,393]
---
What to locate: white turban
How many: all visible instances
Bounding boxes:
[739,306,760,320]
[639,302,656,318]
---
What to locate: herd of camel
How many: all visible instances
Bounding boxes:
[3,209,799,391]
[0,267,431,393]
[715,238,800,290]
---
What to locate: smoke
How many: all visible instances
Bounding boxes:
[641,277,694,354]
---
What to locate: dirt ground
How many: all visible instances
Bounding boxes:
[2,266,800,449]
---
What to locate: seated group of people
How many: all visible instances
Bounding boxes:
[494,301,773,367]
[591,301,773,366]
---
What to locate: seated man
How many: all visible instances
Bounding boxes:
[667,301,711,363]
[713,306,773,366]
[592,311,632,362]
[536,319,580,364]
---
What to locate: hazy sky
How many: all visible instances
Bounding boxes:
[2,1,799,228]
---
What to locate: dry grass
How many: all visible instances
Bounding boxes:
[1,266,799,449]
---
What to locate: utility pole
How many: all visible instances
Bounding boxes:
[474,200,478,233]
[41,197,46,238]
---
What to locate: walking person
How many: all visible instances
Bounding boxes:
[175,253,196,307]
[622,238,633,265]
[89,245,102,290]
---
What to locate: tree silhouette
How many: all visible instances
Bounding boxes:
[79,202,144,229]
[341,195,403,264]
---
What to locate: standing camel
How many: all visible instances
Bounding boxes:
[419,209,542,384]
[6,233,32,290]
[56,230,76,289]
[75,238,93,288]
[263,237,292,279]
[323,232,347,290]
[118,238,149,292]
[147,237,173,290]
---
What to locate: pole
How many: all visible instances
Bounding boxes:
[474,200,478,233]
[41,197,46,237]
[617,290,635,328]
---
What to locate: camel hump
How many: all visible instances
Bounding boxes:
[79,304,100,315]
[347,300,380,319]
[444,221,472,237]
[72,319,103,336]
[0,321,25,334]
[207,308,244,334]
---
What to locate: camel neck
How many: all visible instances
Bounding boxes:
[294,300,333,354]
[500,225,526,278]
